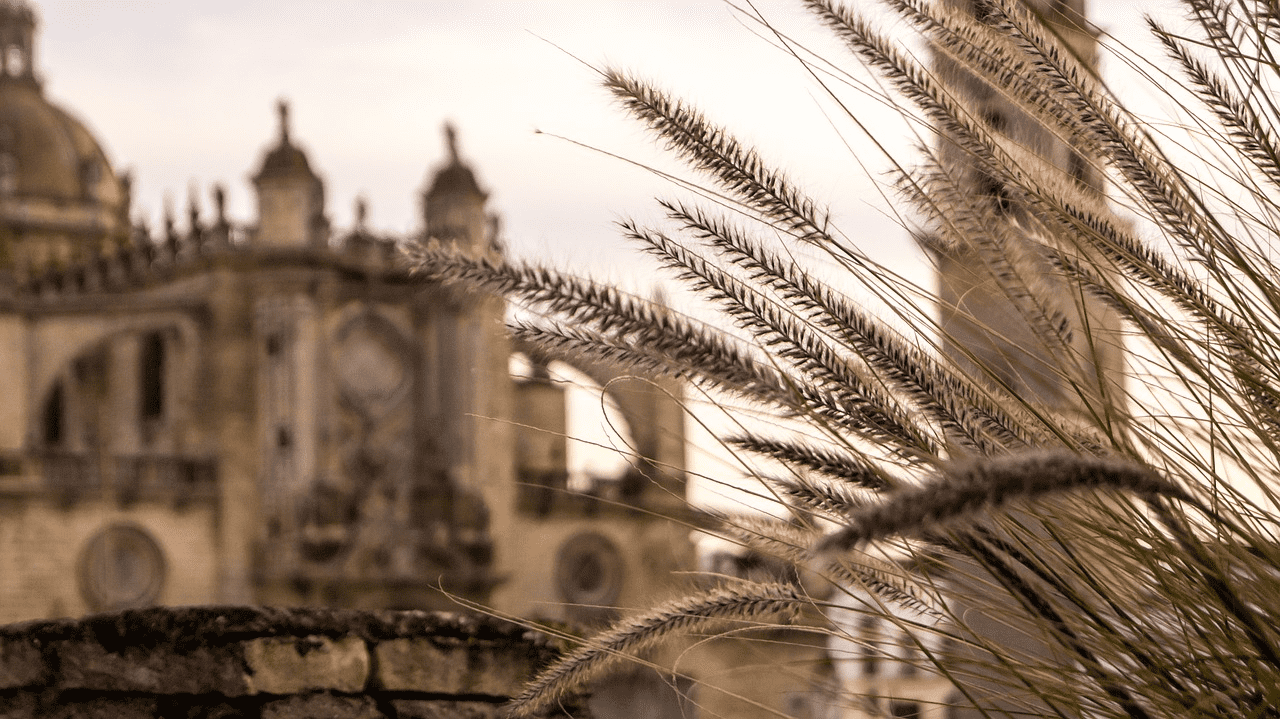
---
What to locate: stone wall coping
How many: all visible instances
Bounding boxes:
[0,605,559,652]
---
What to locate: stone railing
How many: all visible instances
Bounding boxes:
[23,451,217,506]
[0,605,580,718]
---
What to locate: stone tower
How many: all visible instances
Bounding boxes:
[933,0,1120,409]
[928,8,1130,719]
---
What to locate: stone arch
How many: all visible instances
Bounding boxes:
[562,361,685,501]
[29,312,201,453]
[546,358,636,490]
[511,340,687,504]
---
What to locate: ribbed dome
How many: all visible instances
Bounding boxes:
[0,79,124,206]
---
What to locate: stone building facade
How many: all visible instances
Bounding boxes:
[0,0,1120,715]
[0,0,692,632]
[0,4,838,718]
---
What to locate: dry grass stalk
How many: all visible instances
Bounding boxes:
[413,0,1280,716]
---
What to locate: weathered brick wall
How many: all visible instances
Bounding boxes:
[0,605,578,718]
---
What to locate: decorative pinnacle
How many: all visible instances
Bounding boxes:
[277,99,290,145]
[444,122,458,164]
[187,184,200,229]
[212,184,227,225]
[355,196,368,229]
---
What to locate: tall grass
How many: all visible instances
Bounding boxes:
[411,0,1280,716]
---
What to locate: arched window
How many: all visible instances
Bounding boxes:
[981,107,1007,133]
[898,629,921,677]
[1068,150,1096,189]
[944,690,968,719]
[976,169,1012,214]
[140,332,165,421]
[891,700,921,718]
[42,381,64,446]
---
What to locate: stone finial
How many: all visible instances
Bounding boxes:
[651,283,669,310]
[208,184,230,247]
[120,169,133,207]
[354,196,368,230]
[277,99,290,145]
[212,184,227,225]
[444,122,458,164]
[162,200,179,253]
[0,1,37,85]
[487,213,504,254]
[187,186,201,234]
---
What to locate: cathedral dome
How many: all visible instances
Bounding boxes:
[0,79,124,206]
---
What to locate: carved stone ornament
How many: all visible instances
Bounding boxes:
[77,523,166,612]
[332,312,411,418]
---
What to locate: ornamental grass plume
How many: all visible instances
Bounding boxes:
[411,0,1280,716]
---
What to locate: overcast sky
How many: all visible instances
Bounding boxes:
[28,0,1175,294]
[33,1,825,282]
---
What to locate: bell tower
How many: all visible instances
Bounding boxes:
[933,0,1118,409]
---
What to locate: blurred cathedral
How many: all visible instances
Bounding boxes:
[0,0,694,629]
[0,3,850,717]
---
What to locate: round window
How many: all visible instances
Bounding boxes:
[78,524,166,612]
[555,532,624,606]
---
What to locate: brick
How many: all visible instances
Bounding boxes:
[244,636,369,695]
[374,639,536,696]
[375,639,462,694]
[0,638,43,689]
[58,640,250,696]
[464,644,540,697]
[390,700,505,719]
[260,692,383,719]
